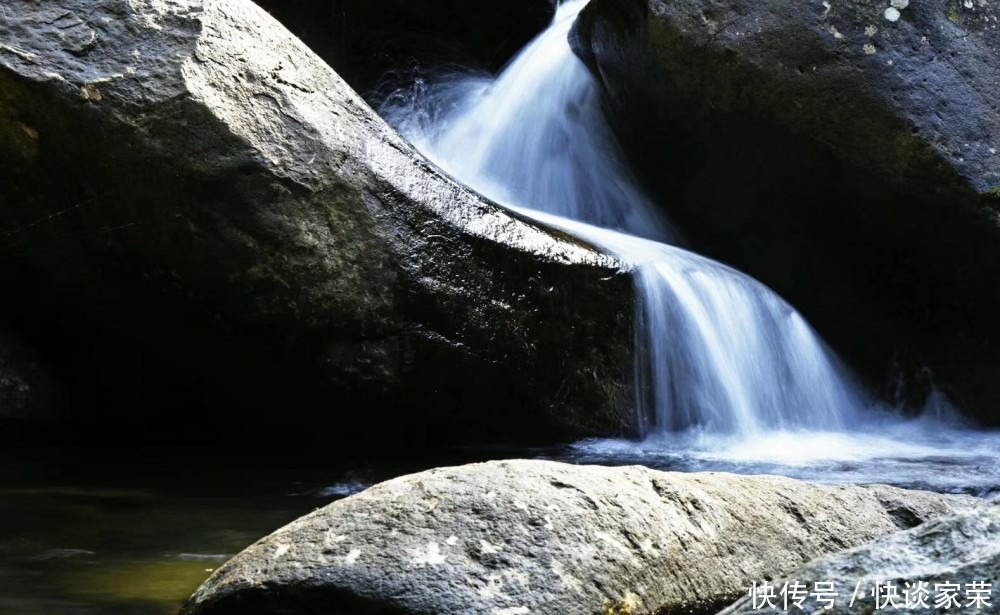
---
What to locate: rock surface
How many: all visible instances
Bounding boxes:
[638,0,1000,197]
[0,0,635,444]
[721,500,999,614]
[182,460,977,615]
[572,0,1000,424]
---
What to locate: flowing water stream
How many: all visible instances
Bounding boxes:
[380,0,1000,492]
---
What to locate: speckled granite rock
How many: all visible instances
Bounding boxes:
[182,460,977,615]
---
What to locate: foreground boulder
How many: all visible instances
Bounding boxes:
[182,460,976,615]
[0,0,635,445]
[572,0,1000,424]
[721,500,999,614]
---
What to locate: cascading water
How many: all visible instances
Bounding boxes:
[381,0,1000,494]
[592,227,863,436]
[384,0,862,437]
[382,1,670,242]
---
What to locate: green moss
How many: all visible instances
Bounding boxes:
[600,599,637,615]
[947,0,962,23]
[986,186,1000,201]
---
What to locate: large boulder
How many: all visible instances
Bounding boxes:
[181,459,976,615]
[571,0,1000,424]
[0,0,635,446]
[721,500,1000,614]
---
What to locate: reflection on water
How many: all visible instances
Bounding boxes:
[0,448,429,615]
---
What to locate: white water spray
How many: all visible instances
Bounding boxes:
[383,0,867,437]
[378,0,1000,494]
[382,1,670,241]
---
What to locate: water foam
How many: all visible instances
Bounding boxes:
[379,0,998,491]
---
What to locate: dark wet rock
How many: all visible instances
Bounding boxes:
[182,459,976,615]
[571,0,1000,425]
[721,500,999,615]
[0,0,635,446]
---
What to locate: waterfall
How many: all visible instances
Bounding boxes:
[381,0,868,436]
[381,1,671,242]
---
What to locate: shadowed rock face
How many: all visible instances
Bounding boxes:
[0,0,636,447]
[0,325,58,435]
[721,501,1000,615]
[571,0,1000,425]
[252,0,556,96]
[181,459,977,615]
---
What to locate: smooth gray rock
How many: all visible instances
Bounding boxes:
[0,0,635,443]
[720,501,999,614]
[571,0,1000,425]
[182,460,977,615]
